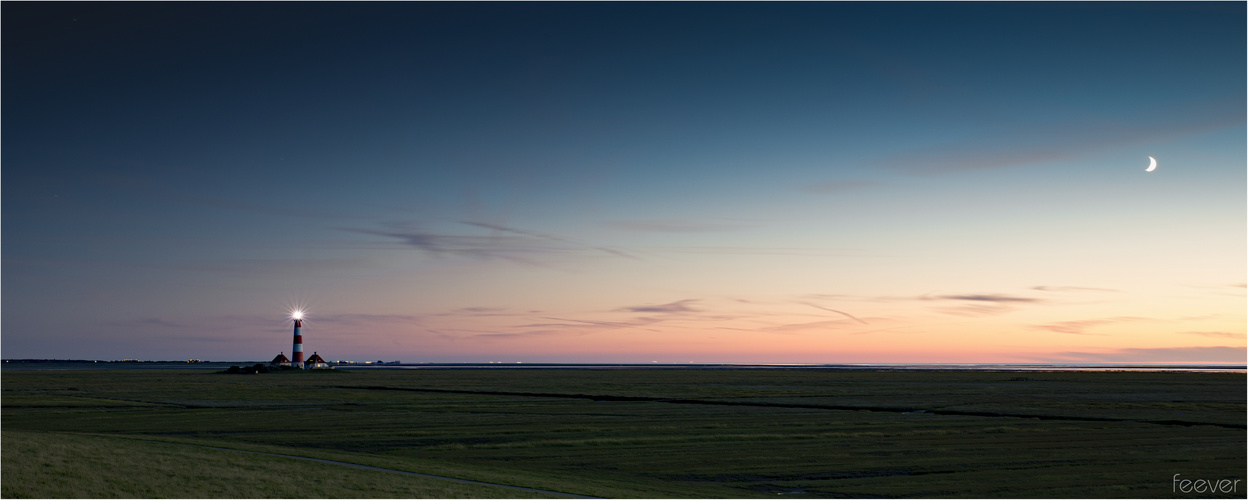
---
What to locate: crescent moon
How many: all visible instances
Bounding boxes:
[1146,156,1157,172]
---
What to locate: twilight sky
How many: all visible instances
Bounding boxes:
[3,2,1244,363]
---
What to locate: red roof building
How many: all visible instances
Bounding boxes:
[270,353,291,366]
[304,352,330,369]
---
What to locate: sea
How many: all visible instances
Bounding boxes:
[2,361,1244,373]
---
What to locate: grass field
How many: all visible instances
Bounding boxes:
[2,368,1244,498]
[0,430,552,499]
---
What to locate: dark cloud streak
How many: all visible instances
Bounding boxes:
[799,302,868,324]
[341,220,639,264]
[617,299,699,314]
[933,294,1041,303]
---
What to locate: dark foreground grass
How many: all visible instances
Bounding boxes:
[0,431,554,499]
[2,368,1244,498]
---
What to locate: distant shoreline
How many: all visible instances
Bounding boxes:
[2,360,1244,373]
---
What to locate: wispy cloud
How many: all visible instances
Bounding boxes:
[465,298,752,340]
[745,319,863,335]
[309,313,427,327]
[442,307,525,318]
[798,302,868,324]
[476,315,668,339]
[918,293,1043,316]
[1040,346,1245,364]
[343,227,533,260]
[601,219,751,233]
[1182,283,1248,297]
[651,246,873,257]
[616,299,699,314]
[798,291,1048,317]
[1031,286,1119,293]
[1031,316,1143,335]
[462,220,639,261]
[806,291,1044,305]
[1179,331,1245,339]
[931,294,1041,303]
[472,331,568,339]
[342,220,637,264]
[546,316,665,330]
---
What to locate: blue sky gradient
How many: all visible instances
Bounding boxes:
[4,2,1244,362]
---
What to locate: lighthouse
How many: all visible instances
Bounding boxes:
[292,311,305,369]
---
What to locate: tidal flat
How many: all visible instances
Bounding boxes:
[2,368,1243,498]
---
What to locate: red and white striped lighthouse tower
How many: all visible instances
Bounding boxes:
[292,311,305,369]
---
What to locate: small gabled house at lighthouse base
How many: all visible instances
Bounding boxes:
[304,352,330,370]
[270,353,291,367]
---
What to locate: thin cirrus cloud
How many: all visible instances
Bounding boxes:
[920,293,1044,317]
[653,246,869,257]
[616,299,700,314]
[476,316,667,339]
[821,292,1042,304]
[472,331,566,339]
[804,292,1045,312]
[1040,346,1245,363]
[932,294,1041,303]
[1031,316,1144,335]
[341,220,637,264]
[738,320,860,335]
[304,313,427,328]
[462,220,640,261]
[798,302,869,325]
[343,227,543,260]
[1031,286,1119,293]
[1187,283,1248,297]
[542,316,666,332]
[870,99,1242,174]
[759,317,878,334]
[443,307,522,317]
[601,219,753,233]
[476,299,710,338]
[1179,331,1245,339]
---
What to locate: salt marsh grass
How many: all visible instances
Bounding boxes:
[3,368,1243,497]
[0,431,553,498]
